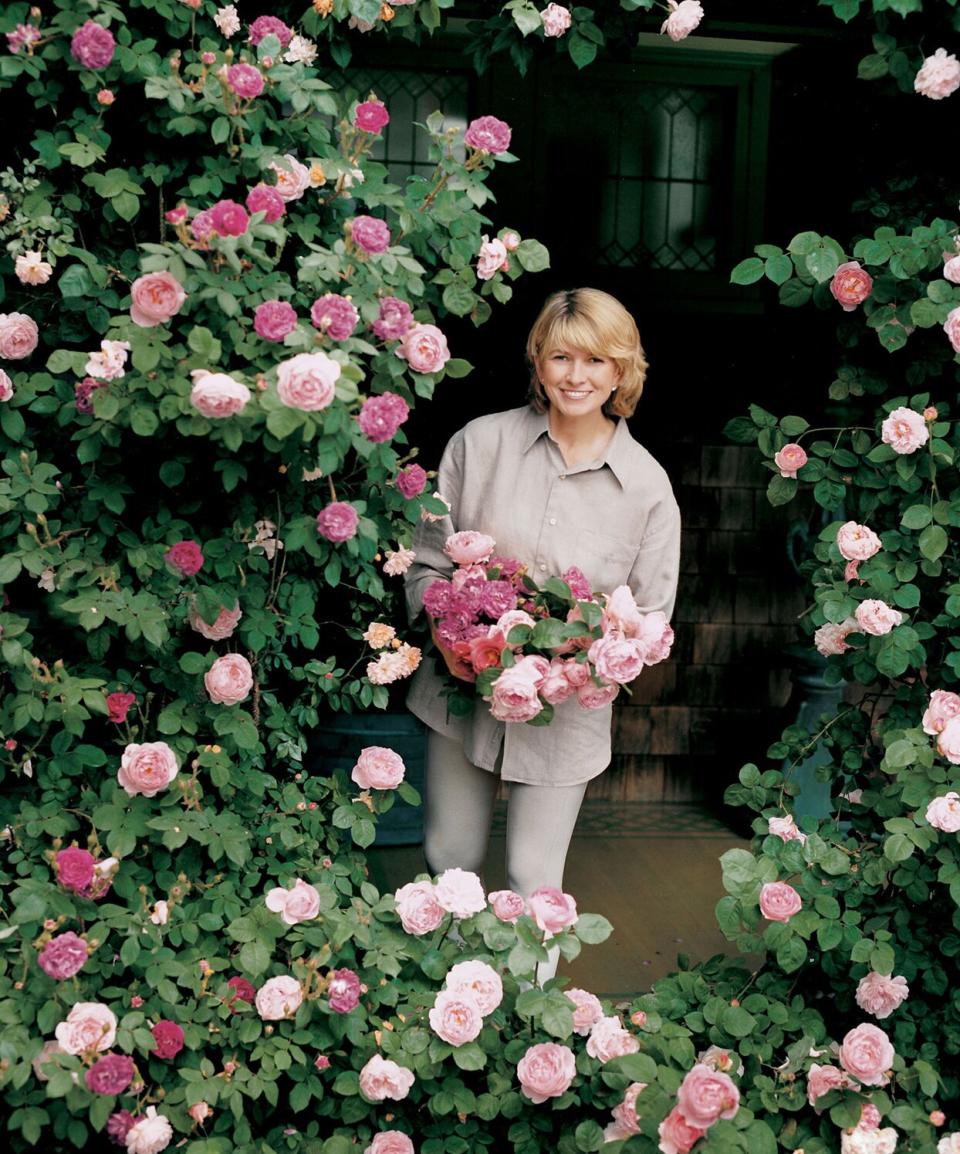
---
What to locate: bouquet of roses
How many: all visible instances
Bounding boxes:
[421,531,673,724]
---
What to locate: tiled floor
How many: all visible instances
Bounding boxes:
[366,801,753,998]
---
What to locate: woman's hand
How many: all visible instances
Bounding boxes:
[430,619,476,682]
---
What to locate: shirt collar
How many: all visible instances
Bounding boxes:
[520,406,632,488]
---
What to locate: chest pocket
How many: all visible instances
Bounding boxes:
[566,527,639,590]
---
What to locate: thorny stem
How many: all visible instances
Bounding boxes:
[778,706,858,807]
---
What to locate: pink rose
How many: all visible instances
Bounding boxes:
[191,210,216,244]
[464,115,512,154]
[118,741,179,797]
[565,988,603,1035]
[601,584,644,638]
[841,1128,898,1154]
[165,204,188,225]
[612,1081,646,1134]
[249,15,293,46]
[676,1063,740,1128]
[310,293,359,340]
[774,443,808,478]
[85,1053,134,1095]
[358,392,410,443]
[373,297,414,341]
[316,502,359,543]
[541,3,572,37]
[351,215,391,254]
[38,932,88,980]
[758,881,801,922]
[151,1019,185,1059]
[55,1002,118,1054]
[210,199,250,237]
[6,24,41,54]
[855,972,909,1020]
[165,539,205,576]
[71,21,115,69]
[830,261,874,312]
[15,251,53,285]
[396,324,450,374]
[228,976,256,1005]
[269,154,311,201]
[435,867,486,918]
[634,612,674,664]
[768,815,806,844]
[845,560,862,583]
[881,407,929,454]
[489,889,526,922]
[576,679,619,710]
[586,1015,640,1063]
[489,660,545,723]
[658,1105,707,1154]
[365,1134,414,1154]
[527,886,578,935]
[938,718,960,764]
[187,1101,212,1124]
[354,99,390,134]
[255,975,303,1020]
[476,235,508,280]
[446,959,503,1015]
[246,184,286,223]
[394,880,446,935]
[925,691,960,736]
[836,522,882,562]
[189,600,242,641]
[396,464,427,498]
[588,633,645,685]
[944,255,960,284]
[204,653,253,705]
[516,1041,576,1103]
[125,1107,173,1154]
[276,351,340,410]
[429,987,484,1046]
[352,746,406,789]
[0,312,39,360]
[106,691,136,724]
[926,791,960,832]
[661,0,704,41]
[915,48,960,100]
[0,369,12,401]
[814,618,858,657]
[540,658,578,705]
[190,371,250,418]
[948,311,960,356]
[328,967,362,1013]
[807,1062,855,1106]
[130,271,187,328]
[359,1054,415,1101]
[265,878,322,925]
[840,1023,895,1086]
[444,531,496,565]
[56,846,96,893]
[855,599,902,637]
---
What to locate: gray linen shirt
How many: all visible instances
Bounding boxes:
[404,405,681,786]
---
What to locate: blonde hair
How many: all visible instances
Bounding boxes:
[525,288,648,419]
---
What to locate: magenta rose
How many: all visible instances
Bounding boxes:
[586,1015,640,1063]
[926,791,960,831]
[246,184,286,223]
[106,691,136,724]
[358,392,410,443]
[882,406,928,454]
[316,502,359,543]
[86,1053,134,1095]
[249,15,293,45]
[365,1134,414,1154]
[527,886,578,935]
[56,846,96,893]
[265,878,321,925]
[310,293,359,340]
[38,931,89,980]
[359,1055,415,1102]
[658,1105,706,1154]
[165,540,205,576]
[373,297,414,341]
[446,959,503,1016]
[566,988,603,1035]
[190,371,251,418]
[774,443,807,478]
[464,115,512,153]
[204,653,253,706]
[588,633,645,685]
[354,99,390,134]
[923,689,960,735]
[328,968,362,1014]
[352,746,406,789]
[758,881,801,922]
[191,210,215,244]
[130,271,187,328]
[855,599,902,637]
[351,215,391,254]
[276,351,340,409]
[210,199,250,237]
[855,972,909,1020]
[489,888,525,922]
[188,600,242,641]
[150,1020,184,1059]
[429,987,483,1046]
[676,1063,740,1128]
[830,261,873,312]
[254,300,298,342]
[227,62,264,99]
[118,741,179,797]
[71,21,115,69]
[396,463,427,498]
[915,47,960,100]
[489,660,544,723]
[107,1110,137,1146]
[435,867,486,918]
[228,976,257,1005]
[0,312,39,360]
[396,323,450,374]
[256,975,303,1020]
[576,679,619,710]
[516,1041,576,1103]
[840,1023,895,1086]
[394,880,446,935]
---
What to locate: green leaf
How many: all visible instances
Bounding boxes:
[900,504,932,530]
[574,913,613,944]
[764,254,793,285]
[238,940,272,977]
[884,833,915,862]
[567,32,598,69]
[451,1042,487,1070]
[767,475,797,507]
[805,244,840,283]
[776,935,808,973]
[919,524,947,561]
[443,358,473,379]
[442,281,477,317]
[515,239,550,273]
[719,1004,758,1037]
[729,257,764,286]
[0,554,22,585]
[112,191,141,221]
[787,231,821,256]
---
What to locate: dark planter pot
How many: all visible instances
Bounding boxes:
[784,647,844,820]
[308,711,427,846]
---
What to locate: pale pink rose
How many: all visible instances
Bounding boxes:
[32,1039,67,1082]
[125,1107,174,1154]
[190,371,250,418]
[118,741,179,797]
[0,370,12,401]
[496,609,536,637]
[150,900,169,925]
[939,1136,960,1154]
[634,612,674,664]
[774,443,808,478]
[587,1015,640,1063]
[658,1105,706,1154]
[130,271,187,327]
[394,880,446,935]
[516,1042,576,1103]
[444,531,497,565]
[446,959,503,1015]
[204,653,253,705]
[502,231,521,251]
[352,746,406,790]
[577,679,619,710]
[915,48,960,100]
[383,546,416,576]
[601,584,644,637]
[188,600,242,641]
[926,791,960,832]
[807,1062,855,1106]
[882,407,929,454]
[359,1054,415,1101]
[588,633,645,685]
[611,1081,646,1134]
[464,115,512,154]
[435,867,486,918]
[944,307,960,353]
[284,34,318,64]
[840,1129,898,1154]
[527,886,578,935]
[758,881,801,922]
[187,1102,212,1125]
[396,324,450,374]
[855,600,902,637]
[15,251,53,285]
[830,261,874,312]
[254,300,297,341]
[814,617,858,657]
[85,338,129,380]
[938,718,960,764]
[856,972,909,1020]
[54,1002,117,1054]
[540,658,578,705]
[541,2,572,37]
[676,1063,740,1128]
[489,889,526,922]
[365,1134,415,1154]
[845,560,861,582]
[489,659,545,722]
[476,235,508,280]
[697,1046,743,1075]
[840,1023,895,1086]
[0,312,39,360]
[565,988,603,1035]
[429,987,484,1046]
[660,0,704,41]
[944,255,960,284]
[768,815,807,844]
[38,932,89,980]
[836,522,882,562]
[269,154,311,201]
[255,974,303,1020]
[276,351,340,410]
[265,878,321,925]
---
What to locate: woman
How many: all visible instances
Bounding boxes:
[404,288,681,978]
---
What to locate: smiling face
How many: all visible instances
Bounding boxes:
[536,345,621,425]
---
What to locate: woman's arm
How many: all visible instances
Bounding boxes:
[628,492,682,618]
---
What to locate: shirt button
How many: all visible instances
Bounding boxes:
[559,474,566,481]
[549,517,557,526]
[539,564,547,572]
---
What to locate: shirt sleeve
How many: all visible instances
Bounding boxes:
[403,428,466,623]
[629,489,682,619]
